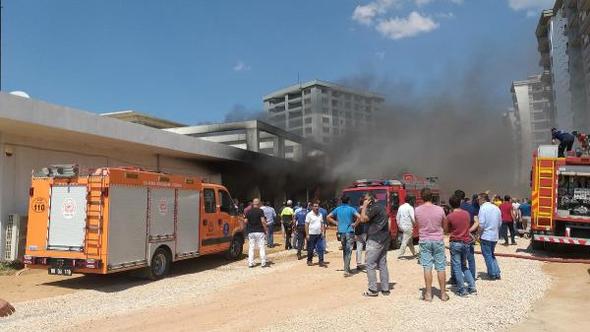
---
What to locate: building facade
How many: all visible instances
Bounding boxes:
[263,80,384,144]
[538,8,573,129]
[537,0,590,131]
[511,74,554,183]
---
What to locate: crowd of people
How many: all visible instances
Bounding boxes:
[242,188,532,302]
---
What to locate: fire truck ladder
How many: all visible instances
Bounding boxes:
[86,170,106,257]
[535,159,556,229]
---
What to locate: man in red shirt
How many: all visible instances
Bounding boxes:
[499,195,516,246]
[447,195,477,296]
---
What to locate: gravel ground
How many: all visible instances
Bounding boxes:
[263,241,551,332]
[0,249,300,332]
[0,239,551,332]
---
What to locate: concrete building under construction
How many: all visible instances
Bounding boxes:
[264,80,384,144]
[0,92,330,261]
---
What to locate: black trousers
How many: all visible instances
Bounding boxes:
[283,222,293,249]
[558,138,574,157]
[501,223,516,244]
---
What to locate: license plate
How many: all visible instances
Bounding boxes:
[48,267,73,276]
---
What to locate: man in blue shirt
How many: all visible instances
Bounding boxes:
[552,128,575,157]
[519,199,532,238]
[327,196,361,277]
[294,204,309,260]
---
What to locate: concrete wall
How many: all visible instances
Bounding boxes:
[0,132,221,260]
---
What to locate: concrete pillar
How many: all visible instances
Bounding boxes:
[292,143,303,162]
[246,128,259,152]
[272,136,285,159]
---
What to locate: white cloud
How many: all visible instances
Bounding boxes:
[352,0,398,26]
[416,0,463,6]
[376,11,439,40]
[233,60,251,72]
[435,12,455,19]
[507,0,554,11]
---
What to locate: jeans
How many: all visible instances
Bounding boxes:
[295,226,306,256]
[480,239,501,278]
[450,242,476,294]
[267,222,274,247]
[355,233,367,267]
[340,233,355,273]
[366,239,390,292]
[307,234,324,263]
[283,222,293,250]
[398,227,416,257]
[501,222,516,244]
[248,232,266,266]
[467,242,476,280]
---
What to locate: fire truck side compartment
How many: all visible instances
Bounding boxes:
[107,185,149,270]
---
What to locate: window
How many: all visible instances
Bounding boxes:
[305,127,312,134]
[219,190,234,215]
[322,117,330,124]
[322,127,330,133]
[305,117,312,124]
[204,188,216,213]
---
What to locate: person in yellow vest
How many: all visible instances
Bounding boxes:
[493,195,502,207]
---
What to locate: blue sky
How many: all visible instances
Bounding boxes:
[1,0,554,124]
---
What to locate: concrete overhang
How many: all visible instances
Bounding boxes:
[166,120,324,150]
[0,93,295,166]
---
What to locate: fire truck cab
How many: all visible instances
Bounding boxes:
[531,145,590,248]
[341,173,440,249]
[24,165,244,279]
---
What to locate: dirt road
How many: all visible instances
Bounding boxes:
[0,238,588,332]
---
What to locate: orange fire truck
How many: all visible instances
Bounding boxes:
[24,165,244,279]
[341,173,441,248]
[531,145,590,248]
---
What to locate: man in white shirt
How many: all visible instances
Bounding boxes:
[477,193,502,280]
[261,202,277,248]
[396,197,417,259]
[305,202,326,267]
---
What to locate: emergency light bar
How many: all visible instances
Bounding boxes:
[352,179,402,187]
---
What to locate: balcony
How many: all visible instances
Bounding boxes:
[539,53,551,67]
[538,37,550,53]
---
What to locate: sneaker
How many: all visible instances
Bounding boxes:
[356,266,363,272]
[248,264,255,268]
[468,289,477,295]
[319,262,327,268]
[307,261,313,266]
[511,242,517,245]
[344,271,352,277]
[456,290,469,297]
[381,290,391,296]
[261,263,269,268]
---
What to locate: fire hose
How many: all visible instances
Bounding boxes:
[445,245,590,264]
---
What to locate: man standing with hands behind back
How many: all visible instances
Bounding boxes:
[359,192,391,297]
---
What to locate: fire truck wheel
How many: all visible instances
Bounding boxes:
[147,247,171,280]
[225,234,244,260]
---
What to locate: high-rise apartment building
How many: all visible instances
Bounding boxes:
[537,0,590,131]
[537,8,571,129]
[511,74,554,182]
[263,80,384,144]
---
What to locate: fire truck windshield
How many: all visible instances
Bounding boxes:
[343,190,387,209]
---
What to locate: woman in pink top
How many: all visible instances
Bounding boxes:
[414,188,448,302]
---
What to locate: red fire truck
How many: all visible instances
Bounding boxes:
[341,173,441,249]
[531,145,590,248]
